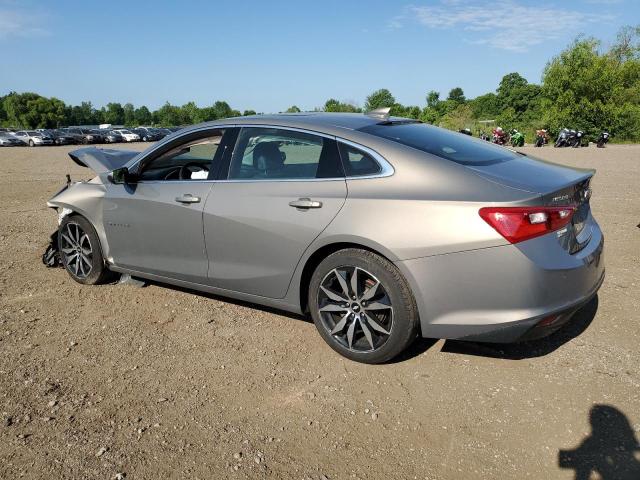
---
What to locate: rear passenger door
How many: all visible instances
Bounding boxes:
[203,126,347,298]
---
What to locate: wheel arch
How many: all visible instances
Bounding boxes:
[298,239,397,314]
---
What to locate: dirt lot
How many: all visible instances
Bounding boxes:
[0,142,638,479]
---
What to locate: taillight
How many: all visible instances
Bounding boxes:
[479,206,575,244]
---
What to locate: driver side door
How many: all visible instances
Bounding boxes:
[103,128,229,283]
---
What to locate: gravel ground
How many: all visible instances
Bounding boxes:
[0,142,638,479]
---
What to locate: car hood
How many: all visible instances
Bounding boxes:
[466,153,594,194]
[68,147,139,174]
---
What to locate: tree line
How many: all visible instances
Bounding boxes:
[1,26,638,141]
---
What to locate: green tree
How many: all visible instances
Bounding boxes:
[285,105,301,113]
[104,102,125,125]
[155,102,184,126]
[447,87,466,104]
[323,98,360,113]
[243,110,257,116]
[364,89,395,111]
[440,104,474,131]
[123,103,135,126]
[541,29,640,140]
[180,101,202,124]
[469,93,501,119]
[134,106,152,125]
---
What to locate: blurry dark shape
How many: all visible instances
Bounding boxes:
[559,405,640,480]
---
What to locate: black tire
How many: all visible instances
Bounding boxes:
[308,248,418,364]
[29,140,34,147]
[58,215,113,285]
[143,136,148,142]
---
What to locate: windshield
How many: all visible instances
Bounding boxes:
[359,123,519,166]
[119,130,132,134]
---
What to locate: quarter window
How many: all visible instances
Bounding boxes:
[228,127,342,180]
[338,143,381,177]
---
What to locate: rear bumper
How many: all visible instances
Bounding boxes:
[396,221,604,343]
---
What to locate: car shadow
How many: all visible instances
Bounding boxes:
[559,404,640,479]
[439,295,599,360]
[139,278,598,363]
[144,279,310,323]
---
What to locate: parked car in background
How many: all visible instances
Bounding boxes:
[46,129,79,145]
[0,132,26,146]
[156,128,173,138]
[112,129,140,142]
[167,126,184,132]
[64,128,101,144]
[90,130,108,144]
[13,130,54,146]
[133,127,163,142]
[100,130,125,143]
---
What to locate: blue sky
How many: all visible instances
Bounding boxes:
[0,0,638,112]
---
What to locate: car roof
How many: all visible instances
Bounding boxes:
[179,112,413,139]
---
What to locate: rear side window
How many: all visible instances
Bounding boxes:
[228,127,342,180]
[338,143,381,177]
[360,123,519,166]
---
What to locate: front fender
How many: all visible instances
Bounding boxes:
[47,182,110,261]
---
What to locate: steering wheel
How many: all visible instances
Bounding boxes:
[179,162,209,180]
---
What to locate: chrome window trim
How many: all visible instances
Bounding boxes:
[337,138,394,180]
[128,123,394,184]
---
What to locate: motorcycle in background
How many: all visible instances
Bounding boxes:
[492,127,508,145]
[597,131,610,148]
[555,128,575,148]
[572,130,584,148]
[510,129,525,147]
[534,129,548,147]
[479,131,490,141]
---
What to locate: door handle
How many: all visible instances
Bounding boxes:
[175,194,201,204]
[289,198,322,209]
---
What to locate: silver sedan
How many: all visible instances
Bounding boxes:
[46,112,604,363]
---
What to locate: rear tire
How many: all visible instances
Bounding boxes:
[29,140,34,147]
[308,248,418,364]
[58,215,113,285]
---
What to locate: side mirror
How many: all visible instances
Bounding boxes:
[110,167,137,184]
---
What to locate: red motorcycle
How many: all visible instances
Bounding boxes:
[492,127,508,145]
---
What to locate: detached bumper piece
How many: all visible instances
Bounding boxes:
[42,230,61,268]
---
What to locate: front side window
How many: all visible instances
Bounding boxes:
[138,129,225,181]
[227,127,342,180]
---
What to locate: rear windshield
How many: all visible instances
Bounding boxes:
[359,123,519,166]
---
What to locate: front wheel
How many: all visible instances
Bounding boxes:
[309,249,418,364]
[58,215,113,285]
[29,140,34,147]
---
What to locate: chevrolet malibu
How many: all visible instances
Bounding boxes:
[46,112,604,363]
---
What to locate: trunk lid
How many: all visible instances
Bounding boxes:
[466,153,594,195]
[68,147,138,174]
[468,153,595,254]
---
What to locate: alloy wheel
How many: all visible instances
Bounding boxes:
[317,266,393,353]
[60,222,93,279]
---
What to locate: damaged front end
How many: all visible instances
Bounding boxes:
[43,147,139,268]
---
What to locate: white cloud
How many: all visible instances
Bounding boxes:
[0,6,49,39]
[394,1,613,52]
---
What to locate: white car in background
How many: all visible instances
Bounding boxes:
[112,129,140,142]
[13,130,54,147]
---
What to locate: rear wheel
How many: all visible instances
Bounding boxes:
[58,215,112,285]
[309,249,418,364]
[28,140,34,147]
